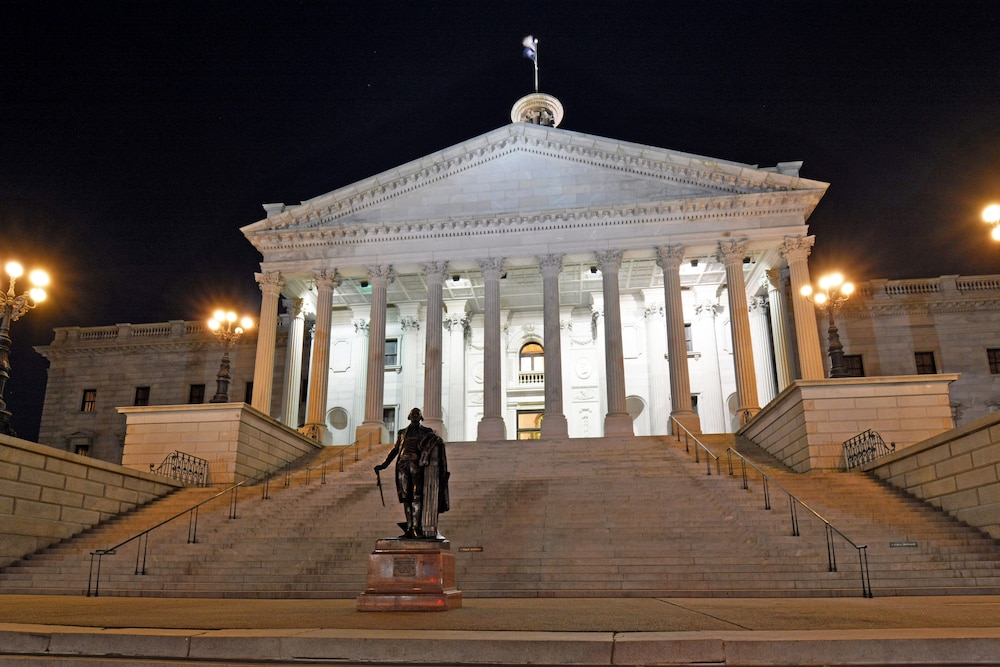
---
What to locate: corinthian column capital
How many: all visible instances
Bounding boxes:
[255,271,284,296]
[655,244,685,270]
[779,235,816,263]
[715,239,750,265]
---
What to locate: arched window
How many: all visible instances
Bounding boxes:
[519,342,544,373]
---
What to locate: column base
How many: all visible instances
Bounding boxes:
[540,413,568,439]
[357,422,388,447]
[357,538,462,612]
[670,411,702,436]
[423,418,446,439]
[604,412,634,437]
[298,423,328,443]
[477,417,506,441]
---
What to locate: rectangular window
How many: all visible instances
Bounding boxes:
[74,445,90,457]
[134,386,150,406]
[989,349,1000,375]
[516,410,544,440]
[684,323,693,352]
[915,351,937,375]
[383,407,397,442]
[188,384,205,404]
[385,338,399,366]
[80,389,97,413]
[843,355,865,377]
[244,382,253,405]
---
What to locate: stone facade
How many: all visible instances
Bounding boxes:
[239,107,831,445]
[830,274,1000,427]
[34,320,288,464]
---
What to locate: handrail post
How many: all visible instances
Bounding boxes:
[284,462,291,487]
[187,507,200,544]
[87,552,101,597]
[788,497,798,535]
[740,458,748,490]
[859,546,873,598]
[229,485,238,519]
[762,475,771,511]
[321,461,327,485]
[340,448,345,473]
[826,524,838,571]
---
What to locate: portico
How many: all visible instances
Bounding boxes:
[241,95,827,444]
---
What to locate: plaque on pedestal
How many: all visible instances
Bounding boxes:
[356,538,463,611]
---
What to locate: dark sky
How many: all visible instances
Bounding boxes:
[3,0,1000,440]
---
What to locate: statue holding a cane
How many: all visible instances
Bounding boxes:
[374,408,449,539]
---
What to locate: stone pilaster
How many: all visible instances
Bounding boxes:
[716,240,759,425]
[537,254,568,438]
[477,257,506,441]
[399,305,421,422]
[595,250,633,437]
[251,271,284,416]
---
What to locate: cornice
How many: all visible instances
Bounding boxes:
[247,189,824,255]
[841,298,1000,319]
[35,338,260,359]
[248,125,825,237]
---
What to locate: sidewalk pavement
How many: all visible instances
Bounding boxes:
[2,594,1000,665]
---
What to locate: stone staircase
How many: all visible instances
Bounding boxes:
[1,435,998,598]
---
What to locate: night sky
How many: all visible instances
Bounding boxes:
[3,0,1000,441]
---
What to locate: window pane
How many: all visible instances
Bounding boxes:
[988,349,1000,375]
[915,352,936,375]
[189,384,205,404]
[80,390,97,412]
[385,339,398,366]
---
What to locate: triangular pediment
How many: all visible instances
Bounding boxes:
[243,123,828,236]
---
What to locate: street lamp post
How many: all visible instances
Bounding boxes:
[801,272,854,379]
[982,204,1000,241]
[0,261,50,436]
[207,310,254,403]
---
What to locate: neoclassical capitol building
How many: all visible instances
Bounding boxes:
[239,93,831,446]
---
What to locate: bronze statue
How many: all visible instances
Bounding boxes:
[375,407,449,539]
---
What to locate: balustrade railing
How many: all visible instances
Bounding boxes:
[843,429,894,470]
[150,451,209,486]
[86,432,379,597]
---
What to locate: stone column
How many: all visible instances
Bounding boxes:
[780,236,825,380]
[537,254,569,438]
[765,268,794,391]
[655,245,700,434]
[281,297,305,428]
[716,240,759,425]
[399,304,421,419]
[693,297,726,433]
[251,271,284,415]
[642,294,669,435]
[594,250,633,437]
[477,257,506,441]
[443,300,468,441]
[351,311,370,438]
[301,270,340,442]
[422,262,449,436]
[357,264,395,445]
[749,295,778,405]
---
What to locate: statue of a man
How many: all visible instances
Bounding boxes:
[375,407,449,538]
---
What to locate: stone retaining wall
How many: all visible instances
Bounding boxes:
[740,375,957,471]
[118,403,321,484]
[865,410,1000,539]
[0,435,181,568]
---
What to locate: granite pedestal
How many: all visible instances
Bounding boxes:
[356,538,462,611]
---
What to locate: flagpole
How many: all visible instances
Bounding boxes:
[533,39,539,92]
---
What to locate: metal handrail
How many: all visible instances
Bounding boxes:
[87,459,293,597]
[669,416,721,476]
[725,447,873,598]
[87,432,381,596]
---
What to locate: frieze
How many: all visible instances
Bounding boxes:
[247,190,823,255]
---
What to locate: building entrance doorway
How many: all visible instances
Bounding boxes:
[516,410,544,440]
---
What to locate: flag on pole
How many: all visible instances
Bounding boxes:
[522,35,537,62]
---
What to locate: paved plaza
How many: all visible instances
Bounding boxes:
[2,594,1000,665]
